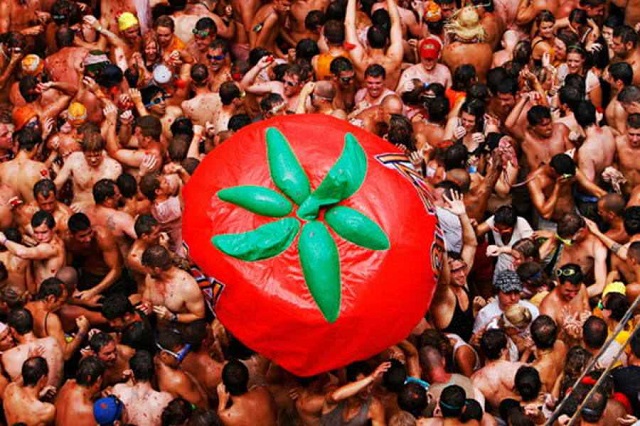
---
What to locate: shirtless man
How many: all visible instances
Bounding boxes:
[218,359,279,426]
[515,0,558,28]
[242,59,307,113]
[134,86,183,143]
[26,277,89,362]
[88,332,134,387]
[539,264,590,338]
[0,229,33,292]
[0,128,50,203]
[615,114,640,195]
[65,213,124,299]
[541,214,609,297]
[105,107,164,177]
[287,0,328,44]
[181,321,225,400]
[15,179,73,239]
[611,0,640,27]
[575,101,616,184]
[492,30,519,68]
[54,129,123,213]
[0,211,66,290]
[186,17,217,64]
[527,154,605,224]
[141,244,205,325]
[155,329,209,408]
[290,374,337,426]
[528,316,568,393]
[127,215,165,292]
[249,0,292,58]
[604,62,633,134]
[181,65,222,127]
[3,357,56,426]
[345,0,403,88]
[353,65,397,113]
[3,308,64,388]
[54,356,105,426]
[206,39,234,93]
[212,82,245,133]
[100,0,150,36]
[86,179,136,256]
[0,0,46,35]
[471,329,523,411]
[111,350,173,426]
[296,81,347,119]
[15,76,75,123]
[597,194,629,244]
[506,96,571,170]
[330,57,357,113]
[611,26,640,86]
[396,38,452,92]
[43,45,88,90]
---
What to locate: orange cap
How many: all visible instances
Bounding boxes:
[12,106,38,131]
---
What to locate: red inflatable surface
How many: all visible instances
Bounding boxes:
[183,114,442,376]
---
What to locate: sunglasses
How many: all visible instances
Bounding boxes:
[340,76,354,84]
[145,96,167,107]
[207,54,225,61]
[284,80,299,87]
[192,29,210,37]
[156,342,191,362]
[556,268,578,277]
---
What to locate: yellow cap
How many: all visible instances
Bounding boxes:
[117,12,139,32]
[603,281,626,298]
[67,102,87,126]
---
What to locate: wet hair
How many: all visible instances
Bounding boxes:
[382,359,407,393]
[451,64,476,92]
[131,350,155,381]
[550,154,576,177]
[68,212,91,233]
[460,399,483,422]
[139,173,161,201]
[564,73,586,94]
[33,179,57,200]
[530,315,558,350]
[295,38,319,63]
[608,62,634,86]
[557,213,585,239]
[31,210,55,230]
[624,206,640,235]
[583,316,607,349]
[628,241,640,263]
[481,329,508,360]
[182,320,207,351]
[101,293,135,320]
[426,96,449,124]
[574,101,597,127]
[581,389,607,423]
[260,93,285,114]
[459,99,485,132]
[568,8,588,26]
[604,292,629,322]
[559,85,584,111]
[8,308,33,335]
[526,105,551,126]
[364,63,386,79]
[0,285,27,309]
[76,356,105,386]
[324,20,345,45]
[325,0,347,20]
[56,26,74,47]
[92,179,117,204]
[116,173,138,199]
[96,64,123,89]
[467,83,489,103]
[222,359,249,396]
[494,205,517,228]
[346,361,372,382]
[487,67,508,94]
[89,331,114,354]
[161,398,193,426]
[22,356,48,386]
[194,17,216,35]
[304,10,325,32]
[397,383,427,418]
[51,0,80,26]
[367,25,388,49]
[170,117,194,138]
[182,158,199,175]
[16,128,41,152]
[228,114,252,132]
[495,77,518,96]
[121,321,155,353]
[515,366,542,402]
[208,38,229,55]
[513,41,532,67]
[419,330,454,361]
[19,76,40,104]
[330,56,353,76]
[557,263,584,285]
[169,134,190,162]
[440,384,466,418]
[560,346,592,396]
[36,277,64,301]
[248,48,270,67]
[190,64,209,86]
[536,9,556,26]
[613,25,639,47]
[444,143,468,170]
[142,244,172,270]
[219,82,241,106]
[134,214,158,238]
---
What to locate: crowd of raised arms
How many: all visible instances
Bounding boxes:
[6,0,640,425]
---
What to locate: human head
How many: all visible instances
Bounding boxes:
[192,17,216,52]
[612,25,638,58]
[222,359,249,396]
[382,359,407,393]
[526,105,553,138]
[367,25,389,49]
[574,100,597,128]
[142,244,172,277]
[580,389,607,423]
[35,277,67,311]
[397,383,427,418]
[31,210,55,244]
[260,93,286,118]
[32,179,57,214]
[606,62,634,91]
[494,205,517,235]
[89,332,118,367]
[557,213,586,243]
[22,356,48,387]
[597,193,626,224]
[515,366,542,402]
[438,385,465,418]
[530,315,558,350]
[558,85,583,112]
[101,293,137,330]
[154,15,176,49]
[76,356,105,389]
[494,270,523,308]
[130,350,154,382]
[481,329,508,360]
[536,10,556,39]
[7,308,33,337]
[364,64,386,99]
[94,395,124,426]
[92,179,120,206]
[323,19,344,45]
[582,316,607,349]
[330,57,355,89]
[603,292,629,322]
[207,39,230,73]
[419,37,442,71]
[219,81,242,107]
[81,132,105,168]
[162,398,194,426]
[625,206,640,236]
[451,64,477,92]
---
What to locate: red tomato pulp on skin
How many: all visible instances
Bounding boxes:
[183,114,440,376]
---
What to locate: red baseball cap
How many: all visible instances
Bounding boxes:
[419,38,442,60]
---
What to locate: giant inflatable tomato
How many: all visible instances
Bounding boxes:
[183,114,443,376]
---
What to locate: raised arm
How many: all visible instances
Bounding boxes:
[386,0,404,62]
[528,175,562,220]
[505,94,530,141]
[344,0,365,64]
[442,191,477,271]
[326,362,391,404]
[0,233,56,260]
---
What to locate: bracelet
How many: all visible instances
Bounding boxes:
[611,242,622,254]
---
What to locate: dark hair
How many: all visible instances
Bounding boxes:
[515,366,542,402]
[581,389,607,423]
[22,356,48,386]
[460,399,483,422]
[89,331,114,353]
[527,105,551,126]
[557,213,585,239]
[557,263,583,285]
[494,205,517,228]
[397,382,427,418]
[116,173,138,199]
[487,67,508,93]
[550,154,576,177]
[139,83,164,105]
[440,384,466,418]
[136,115,163,140]
[134,214,158,239]
[31,210,55,230]
[630,328,640,358]
[92,179,117,204]
[8,308,33,335]
[68,213,91,233]
[142,245,172,270]
[346,361,372,382]
[161,398,193,426]
[444,143,468,170]
[295,38,319,63]
[364,63,386,79]
[613,25,639,47]
[121,320,156,352]
[481,329,508,360]
[228,114,252,132]
[604,292,629,322]
[19,76,40,104]
[76,356,105,386]
[139,173,161,201]
[559,86,584,111]
[426,96,450,124]
[382,359,407,393]
[452,64,476,92]
[170,117,194,138]
[187,409,222,426]
[222,359,249,396]
[330,56,353,76]
[101,293,135,320]
[33,179,57,200]
[367,25,388,49]
[259,93,285,114]
[608,62,634,86]
[36,277,64,301]
[154,15,175,31]
[624,206,640,235]
[219,82,241,106]
[583,316,607,349]
[574,101,597,128]
[16,128,41,152]
[96,64,124,89]
[323,20,345,45]
[618,86,640,104]
[195,17,216,34]
[530,315,558,350]
[168,134,190,162]
[305,10,325,32]
[131,350,155,381]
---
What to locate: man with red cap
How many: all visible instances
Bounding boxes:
[396,37,452,93]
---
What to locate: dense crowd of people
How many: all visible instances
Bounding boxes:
[4,0,640,424]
